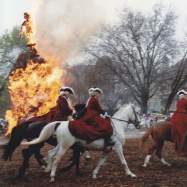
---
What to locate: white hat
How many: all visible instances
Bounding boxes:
[60,86,75,95]
[177,89,187,96]
[93,87,103,94]
[88,87,95,95]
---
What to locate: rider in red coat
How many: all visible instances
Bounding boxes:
[19,87,75,125]
[69,87,113,147]
[170,89,187,155]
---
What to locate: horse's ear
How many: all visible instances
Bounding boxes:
[129,103,133,109]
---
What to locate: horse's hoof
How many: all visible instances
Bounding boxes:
[142,164,147,168]
[166,163,171,167]
[50,177,55,183]
[127,172,136,178]
[92,174,97,179]
[85,155,91,161]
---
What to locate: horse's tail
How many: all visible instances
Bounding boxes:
[2,123,28,161]
[141,128,152,148]
[21,121,61,146]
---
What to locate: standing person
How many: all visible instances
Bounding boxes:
[170,89,187,155]
[20,12,33,43]
[69,87,114,148]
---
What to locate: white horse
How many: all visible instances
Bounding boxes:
[22,104,141,182]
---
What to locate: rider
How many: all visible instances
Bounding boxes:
[170,89,187,155]
[69,87,114,148]
[19,86,75,125]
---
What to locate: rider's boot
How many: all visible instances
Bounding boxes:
[104,135,115,149]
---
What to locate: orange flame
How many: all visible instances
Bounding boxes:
[5,59,63,134]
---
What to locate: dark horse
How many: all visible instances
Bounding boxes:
[2,104,85,178]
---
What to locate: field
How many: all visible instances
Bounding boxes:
[0,138,187,187]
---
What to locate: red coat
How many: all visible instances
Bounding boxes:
[69,96,113,141]
[20,96,72,125]
[170,97,187,155]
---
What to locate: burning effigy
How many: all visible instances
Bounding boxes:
[5,12,63,134]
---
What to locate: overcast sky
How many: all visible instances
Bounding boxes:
[0,0,187,38]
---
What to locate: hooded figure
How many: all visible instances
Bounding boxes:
[170,89,187,156]
[69,87,114,147]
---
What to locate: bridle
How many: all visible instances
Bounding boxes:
[130,105,141,129]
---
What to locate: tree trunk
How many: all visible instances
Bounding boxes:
[140,98,148,114]
[164,92,176,114]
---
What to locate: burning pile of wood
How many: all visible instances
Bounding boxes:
[5,13,63,134]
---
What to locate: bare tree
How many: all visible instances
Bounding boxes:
[163,57,187,113]
[63,59,125,114]
[86,6,177,113]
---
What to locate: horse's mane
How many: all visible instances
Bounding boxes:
[113,103,133,118]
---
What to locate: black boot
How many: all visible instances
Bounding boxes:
[104,136,115,147]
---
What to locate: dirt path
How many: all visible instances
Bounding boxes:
[0,139,187,187]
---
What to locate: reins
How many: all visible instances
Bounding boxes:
[110,117,129,123]
[108,105,140,129]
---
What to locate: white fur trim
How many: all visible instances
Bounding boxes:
[93,88,103,94]
[177,89,187,96]
[88,88,95,95]
[60,86,75,95]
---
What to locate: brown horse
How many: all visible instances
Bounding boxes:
[141,121,173,167]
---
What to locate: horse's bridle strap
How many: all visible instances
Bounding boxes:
[110,117,130,123]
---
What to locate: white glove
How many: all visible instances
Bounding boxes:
[104,112,110,118]
[100,112,110,119]
[100,114,106,119]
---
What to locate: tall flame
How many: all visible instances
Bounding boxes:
[5,11,64,135]
[6,59,63,134]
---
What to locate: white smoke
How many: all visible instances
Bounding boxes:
[31,0,124,64]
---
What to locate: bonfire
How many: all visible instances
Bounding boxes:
[5,12,63,134]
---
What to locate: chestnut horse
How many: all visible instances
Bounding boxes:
[141,121,173,167]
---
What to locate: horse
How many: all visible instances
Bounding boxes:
[141,121,173,168]
[2,104,85,178]
[22,104,141,182]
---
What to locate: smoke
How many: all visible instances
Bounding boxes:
[31,0,124,64]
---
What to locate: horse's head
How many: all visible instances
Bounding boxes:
[113,104,141,129]
[127,104,141,129]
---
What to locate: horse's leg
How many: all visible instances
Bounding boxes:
[17,148,34,178]
[114,142,136,178]
[142,154,152,168]
[33,144,47,168]
[73,144,82,176]
[60,143,82,175]
[45,146,59,173]
[92,153,108,179]
[156,141,171,166]
[50,145,68,183]
[142,140,158,168]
